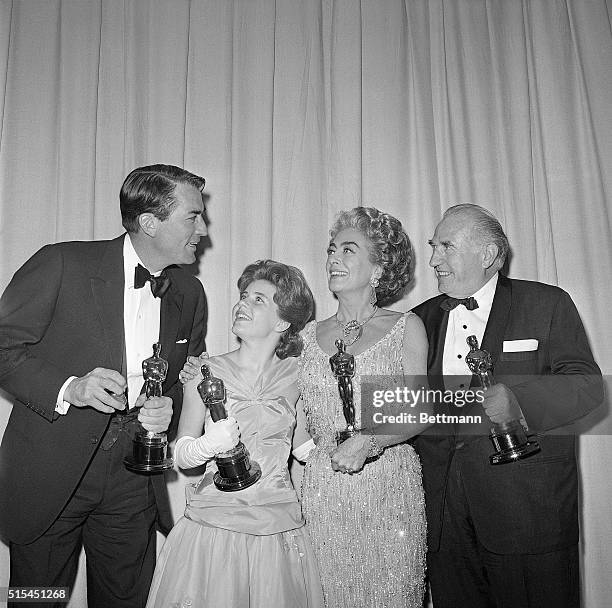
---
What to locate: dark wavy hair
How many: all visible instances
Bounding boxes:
[237,260,314,359]
[330,207,414,306]
[120,164,206,233]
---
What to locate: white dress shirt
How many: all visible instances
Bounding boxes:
[442,273,498,390]
[123,235,161,408]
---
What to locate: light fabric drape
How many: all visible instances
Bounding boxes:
[0,1,610,606]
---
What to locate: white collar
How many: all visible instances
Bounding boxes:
[124,234,160,288]
[470,272,498,311]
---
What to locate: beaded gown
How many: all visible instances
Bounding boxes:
[146,355,323,608]
[299,314,426,607]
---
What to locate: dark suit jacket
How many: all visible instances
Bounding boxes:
[0,235,206,544]
[413,275,602,554]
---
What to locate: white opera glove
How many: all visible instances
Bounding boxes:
[291,438,316,463]
[174,417,240,469]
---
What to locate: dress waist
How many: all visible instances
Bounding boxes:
[184,477,303,535]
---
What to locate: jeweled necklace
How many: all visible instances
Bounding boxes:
[335,306,378,347]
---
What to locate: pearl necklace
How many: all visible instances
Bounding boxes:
[335,306,378,347]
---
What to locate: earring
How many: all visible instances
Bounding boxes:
[369,277,379,306]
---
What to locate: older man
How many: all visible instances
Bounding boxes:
[413,204,602,608]
[0,165,208,607]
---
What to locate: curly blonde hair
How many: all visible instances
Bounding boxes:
[330,207,414,305]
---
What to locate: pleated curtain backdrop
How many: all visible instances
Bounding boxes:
[0,1,611,606]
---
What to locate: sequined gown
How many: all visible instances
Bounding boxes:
[299,314,426,607]
[146,355,323,608]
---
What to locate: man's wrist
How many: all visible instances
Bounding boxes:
[56,376,77,414]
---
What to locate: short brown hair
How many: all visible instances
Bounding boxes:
[237,260,314,359]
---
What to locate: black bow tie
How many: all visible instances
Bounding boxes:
[134,264,171,299]
[440,296,479,311]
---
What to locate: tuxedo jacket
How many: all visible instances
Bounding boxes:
[0,236,207,544]
[413,275,602,554]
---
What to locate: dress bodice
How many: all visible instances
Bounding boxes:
[184,355,303,535]
[298,314,407,446]
[298,313,427,606]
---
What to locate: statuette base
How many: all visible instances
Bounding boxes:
[489,425,541,465]
[213,443,262,491]
[124,430,173,473]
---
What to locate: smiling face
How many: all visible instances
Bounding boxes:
[145,182,207,270]
[326,228,381,297]
[428,213,493,298]
[231,279,289,341]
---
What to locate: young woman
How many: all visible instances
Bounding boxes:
[146,260,323,608]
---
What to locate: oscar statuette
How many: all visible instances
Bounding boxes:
[465,335,541,465]
[329,339,380,463]
[197,364,261,491]
[124,342,174,472]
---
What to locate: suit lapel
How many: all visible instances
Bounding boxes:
[480,274,512,374]
[419,298,448,390]
[429,308,448,381]
[91,236,126,374]
[159,276,184,376]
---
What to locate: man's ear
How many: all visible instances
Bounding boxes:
[482,243,500,270]
[138,213,159,237]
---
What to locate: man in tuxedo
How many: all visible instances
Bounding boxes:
[0,165,208,607]
[413,204,602,608]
